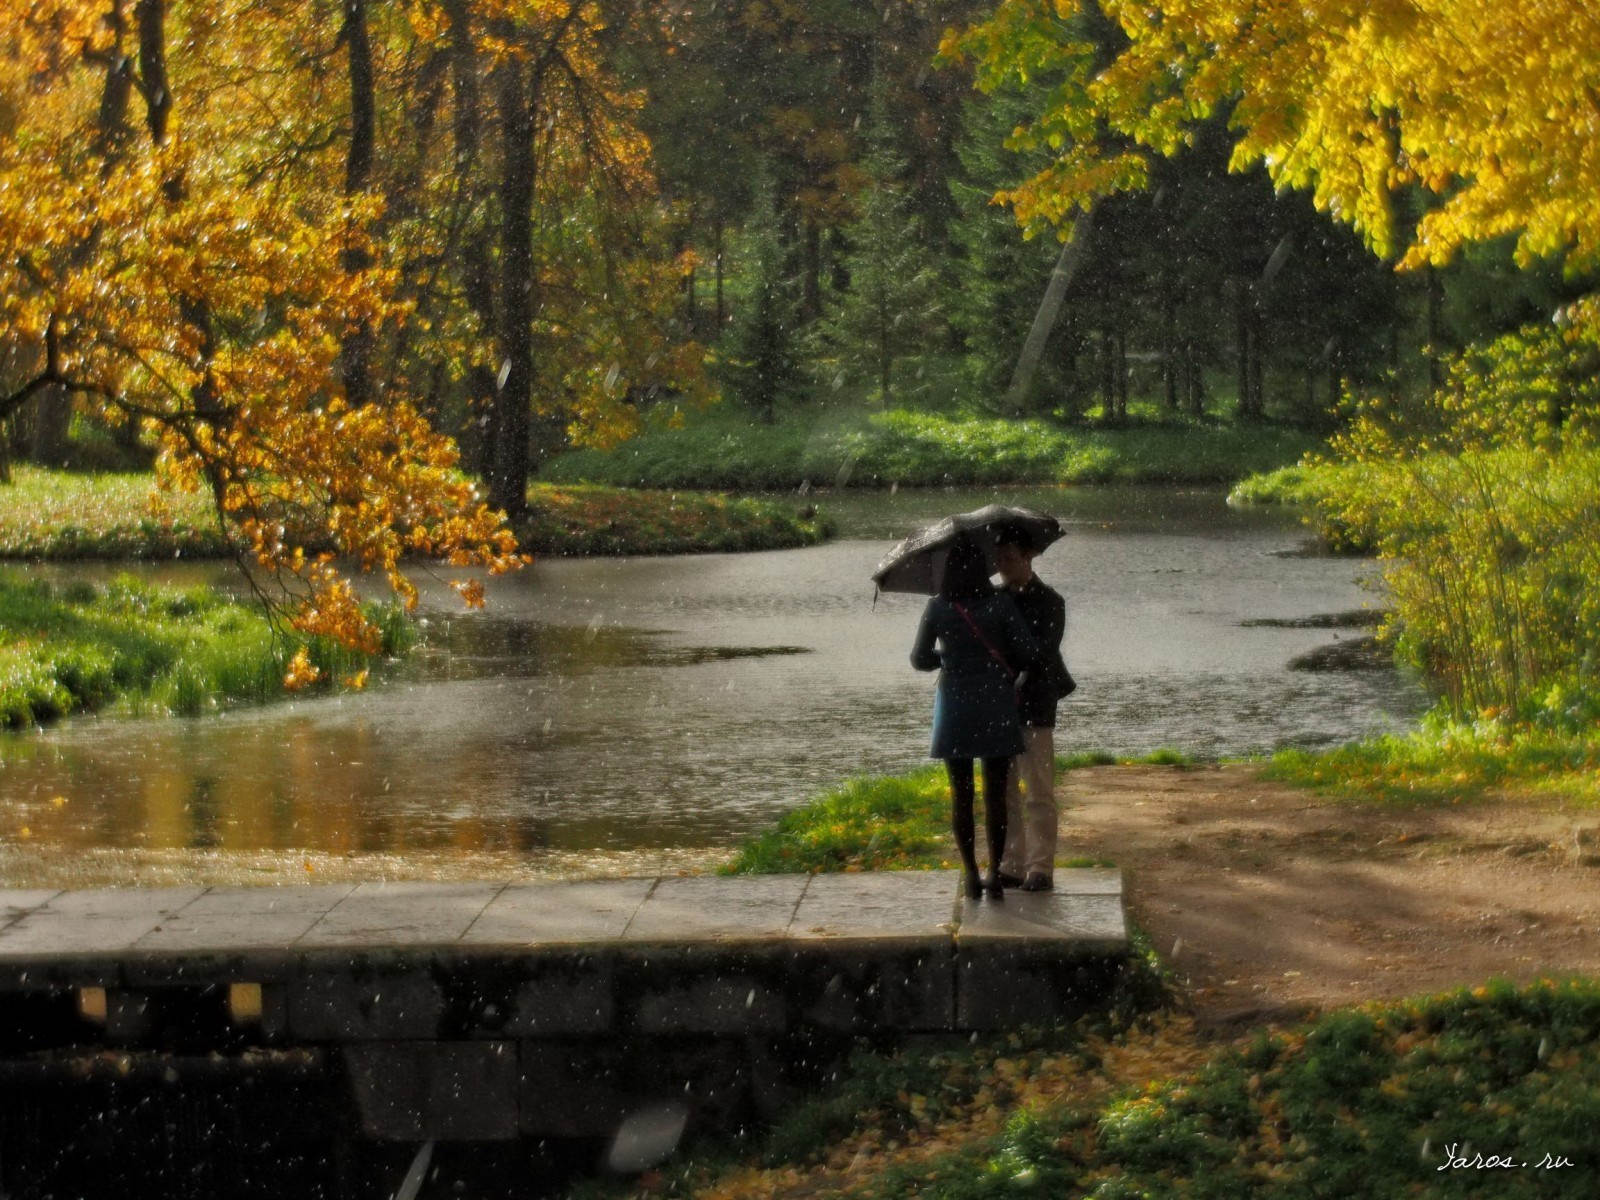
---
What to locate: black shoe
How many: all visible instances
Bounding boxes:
[1019,873,1054,892]
[997,872,1025,889]
[963,873,983,901]
[984,873,1005,901]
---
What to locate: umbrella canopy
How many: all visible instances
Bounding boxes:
[871,504,1063,596]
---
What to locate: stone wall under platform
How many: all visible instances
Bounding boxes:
[0,870,1134,1152]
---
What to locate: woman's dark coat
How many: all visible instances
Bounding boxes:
[910,591,1045,759]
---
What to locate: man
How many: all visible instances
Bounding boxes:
[994,524,1069,892]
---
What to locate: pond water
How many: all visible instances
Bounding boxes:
[0,486,1427,885]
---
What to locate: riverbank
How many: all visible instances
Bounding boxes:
[0,571,407,726]
[543,409,1323,491]
[579,760,1600,1198]
[0,467,833,561]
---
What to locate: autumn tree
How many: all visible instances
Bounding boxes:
[945,0,1600,321]
[0,1,522,670]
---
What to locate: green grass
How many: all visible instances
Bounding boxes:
[519,483,832,555]
[1267,723,1600,807]
[543,408,1323,492]
[864,978,1600,1199]
[720,750,1194,875]
[0,466,229,559]
[0,571,409,725]
[579,979,1600,1199]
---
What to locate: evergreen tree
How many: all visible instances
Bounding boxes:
[817,81,941,408]
[720,170,804,424]
[947,90,1077,413]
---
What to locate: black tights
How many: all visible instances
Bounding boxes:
[945,756,1010,882]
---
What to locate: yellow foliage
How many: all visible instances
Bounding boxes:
[947,0,1600,310]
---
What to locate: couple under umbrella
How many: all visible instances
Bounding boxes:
[874,506,1075,901]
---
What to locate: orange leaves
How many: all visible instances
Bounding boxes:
[2,2,528,654]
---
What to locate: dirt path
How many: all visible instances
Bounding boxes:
[1065,763,1600,1026]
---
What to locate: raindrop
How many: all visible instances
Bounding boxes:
[1171,936,1183,957]
[496,359,512,390]
[543,718,553,734]
[604,362,622,393]
[393,1139,435,1200]
[831,370,846,391]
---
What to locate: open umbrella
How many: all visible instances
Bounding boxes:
[871,504,1062,596]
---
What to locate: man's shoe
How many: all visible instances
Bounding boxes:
[1019,873,1054,892]
[997,872,1026,889]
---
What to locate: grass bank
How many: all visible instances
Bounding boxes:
[520,484,831,555]
[0,571,407,726]
[1268,723,1600,808]
[0,467,831,560]
[601,978,1599,1199]
[544,409,1322,492]
[720,750,1192,875]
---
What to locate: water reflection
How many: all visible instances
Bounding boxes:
[0,487,1428,884]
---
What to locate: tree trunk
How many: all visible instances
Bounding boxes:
[1006,204,1094,413]
[1248,311,1265,419]
[341,0,376,406]
[1235,280,1251,419]
[489,50,534,520]
[800,216,823,322]
[445,0,497,479]
[714,209,726,335]
[95,2,135,165]
[28,386,72,467]
[135,0,171,147]
[1161,286,1178,411]
[1115,330,1129,421]
[1185,341,1204,416]
[1425,265,1444,391]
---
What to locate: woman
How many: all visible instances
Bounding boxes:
[910,533,1045,900]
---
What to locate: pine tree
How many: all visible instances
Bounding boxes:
[817,81,941,408]
[947,90,1075,413]
[721,170,804,424]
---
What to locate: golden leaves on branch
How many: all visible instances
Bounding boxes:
[1,5,529,655]
[949,0,1600,302]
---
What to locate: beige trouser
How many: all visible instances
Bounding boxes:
[1000,726,1057,879]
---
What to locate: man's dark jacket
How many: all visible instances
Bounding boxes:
[1010,575,1069,728]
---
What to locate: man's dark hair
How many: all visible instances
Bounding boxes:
[939,533,995,600]
[994,523,1035,554]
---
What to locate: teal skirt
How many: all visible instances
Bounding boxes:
[929,670,1024,759]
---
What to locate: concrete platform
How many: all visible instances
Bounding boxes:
[0,869,1125,961]
[0,871,1132,1140]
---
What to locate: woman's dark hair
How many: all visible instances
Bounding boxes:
[939,533,995,600]
[994,523,1034,554]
